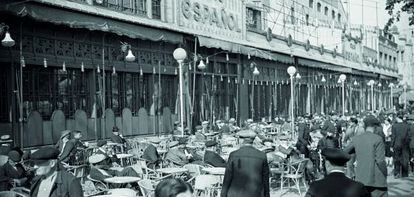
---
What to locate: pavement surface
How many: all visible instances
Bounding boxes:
[270,174,414,197]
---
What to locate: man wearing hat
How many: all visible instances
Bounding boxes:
[1,150,29,190]
[305,148,370,197]
[296,117,312,158]
[165,138,189,166]
[29,147,83,197]
[142,138,161,168]
[194,125,206,141]
[221,129,269,197]
[110,126,127,144]
[55,130,76,163]
[344,115,388,197]
[94,140,119,165]
[390,112,411,178]
[203,140,226,167]
[201,121,209,133]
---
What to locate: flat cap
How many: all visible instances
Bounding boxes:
[195,125,203,130]
[8,150,21,162]
[237,130,256,139]
[363,115,380,127]
[30,147,59,164]
[205,140,218,147]
[321,148,350,166]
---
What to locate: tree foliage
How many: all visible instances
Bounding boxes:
[385,0,414,31]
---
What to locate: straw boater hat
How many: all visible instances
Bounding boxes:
[0,135,10,141]
[229,118,236,123]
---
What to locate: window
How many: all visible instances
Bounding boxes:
[338,13,341,23]
[305,14,309,26]
[379,52,383,65]
[317,3,321,12]
[136,0,147,16]
[22,67,90,119]
[332,10,335,19]
[324,7,328,15]
[246,7,262,30]
[309,0,314,8]
[152,0,161,19]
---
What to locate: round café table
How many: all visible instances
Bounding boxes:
[202,167,226,175]
[104,176,140,188]
[157,167,188,177]
[93,188,136,197]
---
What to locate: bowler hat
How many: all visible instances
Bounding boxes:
[30,147,59,165]
[321,148,350,166]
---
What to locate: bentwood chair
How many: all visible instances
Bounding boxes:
[280,159,308,195]
[138,179,155,197]
[193,175,221,197]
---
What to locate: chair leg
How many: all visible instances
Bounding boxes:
[295,179,301,196]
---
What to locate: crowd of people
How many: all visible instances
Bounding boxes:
[0,109,412,197]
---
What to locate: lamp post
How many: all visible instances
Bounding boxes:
[368,80,375,111]
[339,74,346,116]
[173,48,187,136]
[389,83,394,109]
[378,82,382,109]
[287,66,296,138]
[403,83,408,109]
[251,66,260,119]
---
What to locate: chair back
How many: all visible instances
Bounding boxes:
[184,164,203,177]
[289,159,307,176]
[194,175,220,190]
[138,179,155,197]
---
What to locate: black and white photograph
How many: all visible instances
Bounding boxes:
[0,0,413,196]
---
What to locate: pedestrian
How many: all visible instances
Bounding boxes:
[406,114,414,174]
[390,112,411,178]
[305,148,370,197]
[221,129,270,197]
[344,115,388,197]
[29,147,83,197]
[382,118,393,168]
[342,117,358,179]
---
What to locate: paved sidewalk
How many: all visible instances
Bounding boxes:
[270,175,414,197]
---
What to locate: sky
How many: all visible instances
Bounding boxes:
[345,0,410,30]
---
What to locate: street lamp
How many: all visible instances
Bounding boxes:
[197,59,206,70]
[378,82,382,109]
[251,65,260,119]
[0,23,15,47]
[321,76,326,82]
[173,48,187,136]
[368,80,375,111]
[339,74,346,116]
[287,66,296,138]
[389,83,394,109]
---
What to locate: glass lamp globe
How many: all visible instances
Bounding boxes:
[287,66,296,76]
[173,48,187,62]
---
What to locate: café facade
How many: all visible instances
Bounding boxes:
[0,0,399,148]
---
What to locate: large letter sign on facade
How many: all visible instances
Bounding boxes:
[179,0,243,40]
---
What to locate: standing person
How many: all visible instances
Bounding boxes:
[342,117,358,179]
[305,148,370,197]
[390,113,410,178]
[382,118,393,168]
[296,117,311,158]
[29,147,83,197]
[221,130,270,197]
[344,115,388,197]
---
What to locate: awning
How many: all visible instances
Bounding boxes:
[2,2,183,44]
[297,58,352,73]
[198,36,294,64]
[351,69,379,78]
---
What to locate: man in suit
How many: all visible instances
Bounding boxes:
[203,140,226,167]
[142,138,161,168]
[390,113,410,178]
[55,130,76,163]
[344,115,388,197]
[29,147,83,197]
[110,126,127,144]
[305,148,370,197]
[221,130,270,197]
[2,150,29,190]
[296,117,312,158]
[165,139,189,166]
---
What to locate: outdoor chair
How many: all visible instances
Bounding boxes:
[184,163,204,183]
[138,179,155,197]
[280,159,308,195]
[86,175,108,192]
[193,175,221,197]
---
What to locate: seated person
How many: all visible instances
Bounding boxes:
[201,121,210,133]
[142,138,161,169]
[95,140,120,165]
[88,154,142,181]
[165,139,189,166]
[1,151,29,190]
[194,126,206,141]
[55,130,77,163]
[110,126,127,145]
[203,140,226,167]
[228,118,240,134]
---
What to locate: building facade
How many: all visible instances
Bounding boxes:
[0,0,399,147]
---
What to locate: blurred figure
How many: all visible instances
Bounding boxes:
[203,140,226,167]
[55,130,75,163]
[382,118,393,167]
[390,113,410,178]
[110,126,126,144]
[305,148,370,197]
[142,138,161,169]
[155,178,193,197]
[343,117,358,179]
